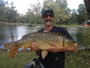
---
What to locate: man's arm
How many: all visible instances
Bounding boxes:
[59,43,78,52]
[47,43,78,53]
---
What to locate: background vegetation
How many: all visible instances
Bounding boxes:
[0,0,88,25]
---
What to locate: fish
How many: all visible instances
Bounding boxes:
[4,32,75,59]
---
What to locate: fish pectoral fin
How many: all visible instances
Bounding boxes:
[41,50,48,59]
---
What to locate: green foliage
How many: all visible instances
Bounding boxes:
[65,50,90,68]
[8,3,17,22]
[23,1,42,24]
[56,0,67,8]
[76,28,90,47]
[77,4,88,24]
[0,50,38,68]
[0,0,8,22]
[69,4,88,25]
[0,0,18,22]
[0,0,88,25]
[69,9,78,24]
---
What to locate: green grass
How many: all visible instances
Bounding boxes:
[0,50,38,68]
[0,49,90,68]
[65,49,90,68]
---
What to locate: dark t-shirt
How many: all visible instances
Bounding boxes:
[38,26,75,68]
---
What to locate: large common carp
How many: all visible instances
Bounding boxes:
[4,32,75,59]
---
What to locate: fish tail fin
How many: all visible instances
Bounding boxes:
[4,42,20,58]
[9,47,19,58]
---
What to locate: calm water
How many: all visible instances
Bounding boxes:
[0,24,90,49]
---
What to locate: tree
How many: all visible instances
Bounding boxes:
[77,4,88,24]
[69,9,78,24]
[7,2,17,22]
[56,0,67,8]
[84,0,90,24]
[0,0,18,22]
[69,4,88,25]
[0,0,8,21]
[24,1,42,24]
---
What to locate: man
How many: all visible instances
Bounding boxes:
[29,8,77,68]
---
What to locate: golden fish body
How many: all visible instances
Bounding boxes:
[4,32,75,58]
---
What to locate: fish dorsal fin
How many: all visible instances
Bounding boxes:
[41,50,48,59]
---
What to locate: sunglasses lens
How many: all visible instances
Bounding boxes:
[43,14,54,18]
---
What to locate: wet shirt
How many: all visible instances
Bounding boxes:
[38,26,75,68]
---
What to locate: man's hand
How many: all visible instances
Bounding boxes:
[31,41,39,51]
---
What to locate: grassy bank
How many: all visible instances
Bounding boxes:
[0,22,44,26]
[65,49,90,68]
[0,49,90,68]
[0,22,82,27]
[0,50,38,68]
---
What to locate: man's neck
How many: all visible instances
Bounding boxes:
[45,25,54,32]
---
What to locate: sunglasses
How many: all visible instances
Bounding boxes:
[42,14,54,18]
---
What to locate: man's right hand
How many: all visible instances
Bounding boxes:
[31,41,39,51]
